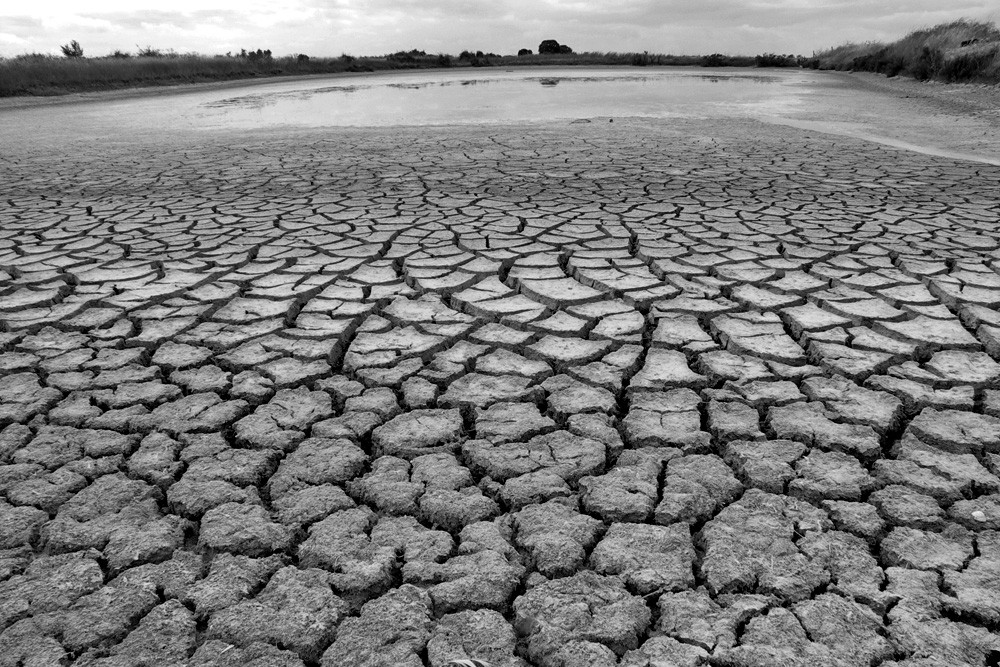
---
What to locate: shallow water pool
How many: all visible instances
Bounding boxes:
[189,67,808,128]
[3,66,998,165]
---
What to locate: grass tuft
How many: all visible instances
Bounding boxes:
[0,52,448,97]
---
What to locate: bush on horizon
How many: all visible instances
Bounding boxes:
[60,40,83,58]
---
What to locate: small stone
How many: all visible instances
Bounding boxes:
[949,496,1000,530]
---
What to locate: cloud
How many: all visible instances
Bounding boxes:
[0,32,28,46]
[0,0,997,58]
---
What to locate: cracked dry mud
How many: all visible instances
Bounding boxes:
[2,108,1000,667]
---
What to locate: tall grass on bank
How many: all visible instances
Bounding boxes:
[0,49,768,97]
[814,19,1000,83]
[0,51,452,97]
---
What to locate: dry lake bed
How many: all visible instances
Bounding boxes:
[1,67,1000,666]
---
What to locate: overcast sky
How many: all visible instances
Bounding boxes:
[1,0,996,59]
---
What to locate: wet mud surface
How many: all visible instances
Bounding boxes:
[2,79,1000,666]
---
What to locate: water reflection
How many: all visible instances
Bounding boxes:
[189,68,804,128]
[204,85,360,110]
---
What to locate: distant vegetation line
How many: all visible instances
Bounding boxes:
[0,45,788,98]
[813,19,1000,84]
[2,20,997,98]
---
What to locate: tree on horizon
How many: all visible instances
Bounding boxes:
[60,40,83,58]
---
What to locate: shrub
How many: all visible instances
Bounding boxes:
[518,48,532,56]
[60,40,83,58]
[297,54,310,63]
[136,46,163,57]
[701,53,730,67]
[538,40,562,54]
[110,50,131,59]
[911,46,942,80]
[240,49,272,63]
[940,45,997,81]
[755,53,799,67]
